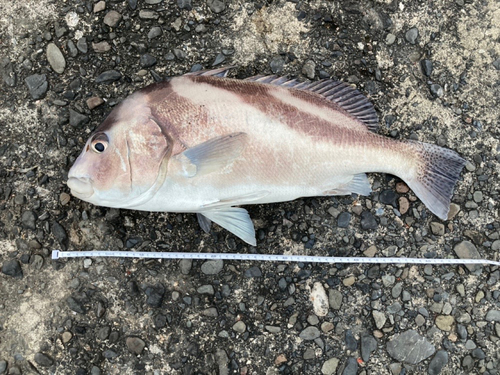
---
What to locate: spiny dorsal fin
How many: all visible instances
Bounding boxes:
[245,75,379,132]
[184,66,236,78]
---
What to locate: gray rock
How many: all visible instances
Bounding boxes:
[299,326,320,340]
[25,74,48,100]
[67,40,78,57]
[471,348,485,359]
[232,321,246,333]
[212,53,226,66]
[67,296,86,314]
[215,349,229,375]
[34,353,53,367]
[148,26,162,39]
[91,366,101,375]
[1,58,16,86]
[270,56,285,74]
[0,361,6,374]
[69,109,89,127]
[373,310,386,329]
[2,260,23,278]
[208,0,226,13]
[103,350,118,358]
[179,259,192,274]
[95,70,122,84]
[493,58,500,70]
[244,266,262,278]
[52,222,68,249]
[387,330,435,364]
[337,212,351,228]
[405,27,419,44]
[342,357,358,375]
[428,350,448,375]
[430,222,445,235]
[139,9,159,19]
[430,84,444,98]
[302,60,316,79]
[361,334,377,362]
[421,59,433,76]
[97,326,110,340]
[177,0,192,10]
[103,10,122,27]
[140,54,157,68]
[197,285,215,294]
[345,330,357,350]
[201,260,223,275]
[173,48,187,60]
[22,210,37,230]
[46,43,66,73]
[456,324,467,340]
[361,211,378,230]
[145,0,162,3]
[454,241,481,271]
[485,309,500,322]
[145,285,165,307]
[321,358,339,375]
[77,37,88,53]
[126,337,146,355]
[329,289,342,310]
[92,41,111,53]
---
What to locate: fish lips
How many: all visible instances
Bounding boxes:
[67,177,94,199]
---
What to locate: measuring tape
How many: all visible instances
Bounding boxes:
[51,250,500,266]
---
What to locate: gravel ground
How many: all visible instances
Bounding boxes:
[1,0,499,374]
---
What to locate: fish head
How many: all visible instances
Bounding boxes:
[67,95,171,208]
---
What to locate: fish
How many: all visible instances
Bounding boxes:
[67,67,466,246]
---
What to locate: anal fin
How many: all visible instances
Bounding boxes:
[323,173,372,196]
[199,207,256,246]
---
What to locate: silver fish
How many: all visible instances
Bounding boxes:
[67,68,465,245]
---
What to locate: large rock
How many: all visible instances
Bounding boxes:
[387,330,435,364]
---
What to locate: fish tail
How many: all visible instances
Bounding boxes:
[402,141,466,220]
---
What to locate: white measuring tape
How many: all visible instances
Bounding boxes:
[51,250,500,266]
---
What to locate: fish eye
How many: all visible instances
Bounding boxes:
[90,133,109,153]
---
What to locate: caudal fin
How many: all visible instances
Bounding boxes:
[403,141,466,220]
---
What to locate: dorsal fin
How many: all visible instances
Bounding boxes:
[245,75,379,132]
[184,66,236,78]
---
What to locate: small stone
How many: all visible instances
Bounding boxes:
[212,53,226,66]
[244,266,262,278]
[67,296,86,314]
[430,222,445,236]
[311,282,329,317]
[270,56,285,74]
[382,275,395,287]
[145,285,165,307]
[387,330,435,364]
[103,350,118,359]
[1,57,16,87]
[447,203,460,220]
[299,326,320,340]
[148,26,162,39]
[201,260,223,275]
[493,58,500,70]
[177,0,192,10]
[0,361,6,374]
[46,43,66,74]
[420,59,433,77]
[86,96,104,109]
[202,307,218,317]
[464,340,476,349]
[34,353,53,367]
[103,10,122,27]
[140,54,157,68]
[373,310,386,329]
[398,197,410,215]
[342,357,358,375]
[337,212,351,228]
[360,211,378,230]
[69,109,89,127]
[321,322,334,333]
[62,331,73,343]
[139,9,159,19]
[385,33,396,45]
[321,358,339,375]
[94,1,106,13]
[472,191,482,202]
[430,84,444,98]
[379,190,397,207]
[360,334,377,362]
[208,0,225,13]
[95,70,122,84]
[475,290,484,303]
[77,37,88,54]
[274,354,287,365]
[2,260,23,278]
[22,210,37,230]
[25,74,48,100]
[454,241,481,272]
[302,60,316,79]
[266,325,281,333]
[405,27,419,44]
[471,348,485,359]
[92,41,111,53]
[415,314,426,326]
[197,285,214,295]
[179,259,192,274]
[173,49,186,60]
[435,315,454,331]
[126,337,146,355]
[485,309,500,322]
[343,276,356,287]
[428,350,448,375]
[232,321,246,333]
[396,182,409,193]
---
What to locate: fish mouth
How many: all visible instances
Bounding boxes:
[67,177,94,199]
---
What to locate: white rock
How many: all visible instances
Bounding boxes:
[311,282,329,317]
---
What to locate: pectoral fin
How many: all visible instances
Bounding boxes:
[199,207,256,246]
[175,132,248,177]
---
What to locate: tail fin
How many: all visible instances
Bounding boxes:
[403,141,466,220]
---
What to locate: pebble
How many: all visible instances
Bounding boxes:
[140,54,157,68]
[453,241,481,271]
[493,58,500,70]
[345,330,357,350]
[343,276,355,287]
[321,322,334,333]
[201,260,223,275]
[25,74,48,100]
[342,357,358,375]
[86,96,104,109]
[398,197,409,215]
[428,350,448,375]
[126,337,146,355]
[197,285,215,295]
[139,9,159,19]
[1,57,16,87]
[386,330,435,364]
[22,210,37,230]
[379,190,397,207]
[430,222,445,236]
[485,309,500,322]
[265,325,281,333]
[92,41,111,53]
[430,84,444,98]
[337,212,351,228]
[212,53,226,66]
[93,1,106,13]
[67,296,86,314]
[382,275,395,287]
[420,59,433,77]
[69,109,89,127]
[202,307,218,317]
[244,266,262,278]
[270,56,285,74]
[62,331,73,343]
[299,326,320,340]
[177,0,192,10]
[145,285,165,307]
[360,211,378,230]
[148,27,162,39]
[435,315,454,331]
[0,360,6,374]
[311,282,329,317]
[302,60,316,79]
[385,33,396,45]
[103,10,122,27]
[46,43,66,74]
[179,259,192,274]
[103,350,118,359]
[34,353,53,367]
[373,310,386,329]
[232,321,246,333]
[321,358,339,375]
[95,70,122,84]
[77,37,88,53]
[361,334,377,362]
[208,0,226,13]
[2,260,23,278]
[447,203,460,220]
[405,27,419,44]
